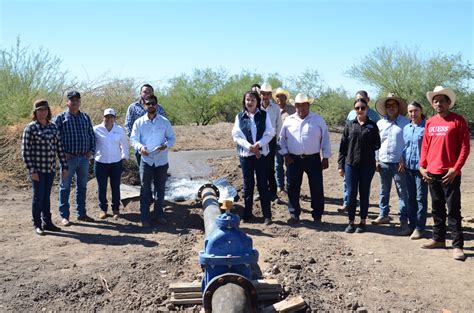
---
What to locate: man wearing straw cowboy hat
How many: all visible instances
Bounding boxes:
[279,93,331,224]
[419,86,470,261]
[274,87,295,195]
[371,93,411,236]
[259,82,282,201]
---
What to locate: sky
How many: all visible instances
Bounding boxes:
[0,0,473,96]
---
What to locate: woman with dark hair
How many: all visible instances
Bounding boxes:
[338,98,381,233]
[232,91,275,225]
[402,101,427,239]
[21,99,68,235]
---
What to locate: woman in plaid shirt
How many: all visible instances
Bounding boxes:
[22,99,68,236]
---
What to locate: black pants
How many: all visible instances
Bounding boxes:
[428,173,463,248]
[287,153,324,219]
[267,137,277,196]
[240,155,271,219]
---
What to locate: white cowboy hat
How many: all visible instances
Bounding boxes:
[426,86,456,109]
[290,93,314,105]
[273,87,290,101]
[260,82,273,93]
[375,93,408,116]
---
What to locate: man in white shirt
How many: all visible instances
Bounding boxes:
[130,95,176,228]
[279,93,331,224]
[260,83,282,200]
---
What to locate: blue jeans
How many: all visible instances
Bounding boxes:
[59,156,89,219]
[345,164,375,221]
[94,160,123,212]
[342,178,349,207]
[275,152,286,189]
[32,172,55,228]
[240,155,271,219]
[139,161,168,223]
[378,162,408,223]
[406,169,428,230]
[287,154,324,219]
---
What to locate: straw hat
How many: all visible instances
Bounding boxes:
[260,82,273,92]
[375,93,408,116]
[273,87,290,101]
[426,86,456,109]
[290,93,314,105]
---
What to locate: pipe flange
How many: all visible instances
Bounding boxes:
[198,183,220,200]
[202,273,257,313]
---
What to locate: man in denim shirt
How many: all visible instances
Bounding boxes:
[371,93,410,236]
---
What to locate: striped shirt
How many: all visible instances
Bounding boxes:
[53,111,96,155]
[124,100,167,136]
[22,121,68,174]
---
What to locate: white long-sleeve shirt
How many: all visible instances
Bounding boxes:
[231,110,275,157]
[261,101,282,139]
[93,122,129,163]
[279,112,332,158]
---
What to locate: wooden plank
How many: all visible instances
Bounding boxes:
[262,296,306,313]
[171,291,202,299]
[169,282,201,293]
[170,297,202,305]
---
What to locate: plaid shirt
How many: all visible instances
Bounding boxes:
[22,121,68,174]
[124,100,167,136]
[53,111,96,155]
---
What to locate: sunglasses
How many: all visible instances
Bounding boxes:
[145,102,157,106]
[354,106,367,111]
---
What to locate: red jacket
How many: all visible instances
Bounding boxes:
[420,112,470,174]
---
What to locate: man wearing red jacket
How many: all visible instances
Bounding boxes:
[419,86,470,261]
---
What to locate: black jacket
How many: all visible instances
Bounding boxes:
[338,118,381,169]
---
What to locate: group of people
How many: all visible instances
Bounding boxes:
[232,84,470,261]
[21,84,175,236]
[21,82,470,261]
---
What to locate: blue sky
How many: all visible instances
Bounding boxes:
[1,0,473,96]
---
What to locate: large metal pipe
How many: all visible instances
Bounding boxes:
[198,184,222,238]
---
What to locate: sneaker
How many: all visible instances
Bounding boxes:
[313,216,322,225]
[337,205,348,213]
[371,216,390,225]
[410,229,424,240]
[287,214,300,224]
[99,211,108,219]
[263,218,272,225]
[61,218,71,226]
[421,239,446,249]
[156,217,167,225]
[398,223,413,236]
[43,224,61,232]
[355,223,366,233]
[112,210,120,219]
[77,215,95,222]
[453,248,466,261]
[345,223,356,233]
[35,227,45,236]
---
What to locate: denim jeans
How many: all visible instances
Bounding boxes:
[32,172,55,228]
[266,138,277,196]
[287,154,324,219]
[240,155,271,219]
[275,151,286,189]
[94,160,123,212]
[345,164,376,221]
[406,169,428,230]
[59,156,89,219]
[378,161,408,223]
[342,178,349,207]
[429,173,463,248]
[139,161,168,223]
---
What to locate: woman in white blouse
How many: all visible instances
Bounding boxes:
[93,108,129,219]
[231,91,275,225]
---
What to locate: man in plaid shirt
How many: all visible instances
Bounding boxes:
[53,91,96,226]
[124,84,167,166]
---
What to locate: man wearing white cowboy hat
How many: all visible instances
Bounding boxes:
[371,93,411,236]
[274,87,295,195]
[259,82,283,201]
[279,93,331,224]
[419,86,470,261]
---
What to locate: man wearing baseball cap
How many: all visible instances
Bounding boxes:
[419,86,470,261]
[53,91,96,226]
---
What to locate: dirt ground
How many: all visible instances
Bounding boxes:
[1,122,473,312]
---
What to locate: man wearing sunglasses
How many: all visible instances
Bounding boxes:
[130,95,175,228]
